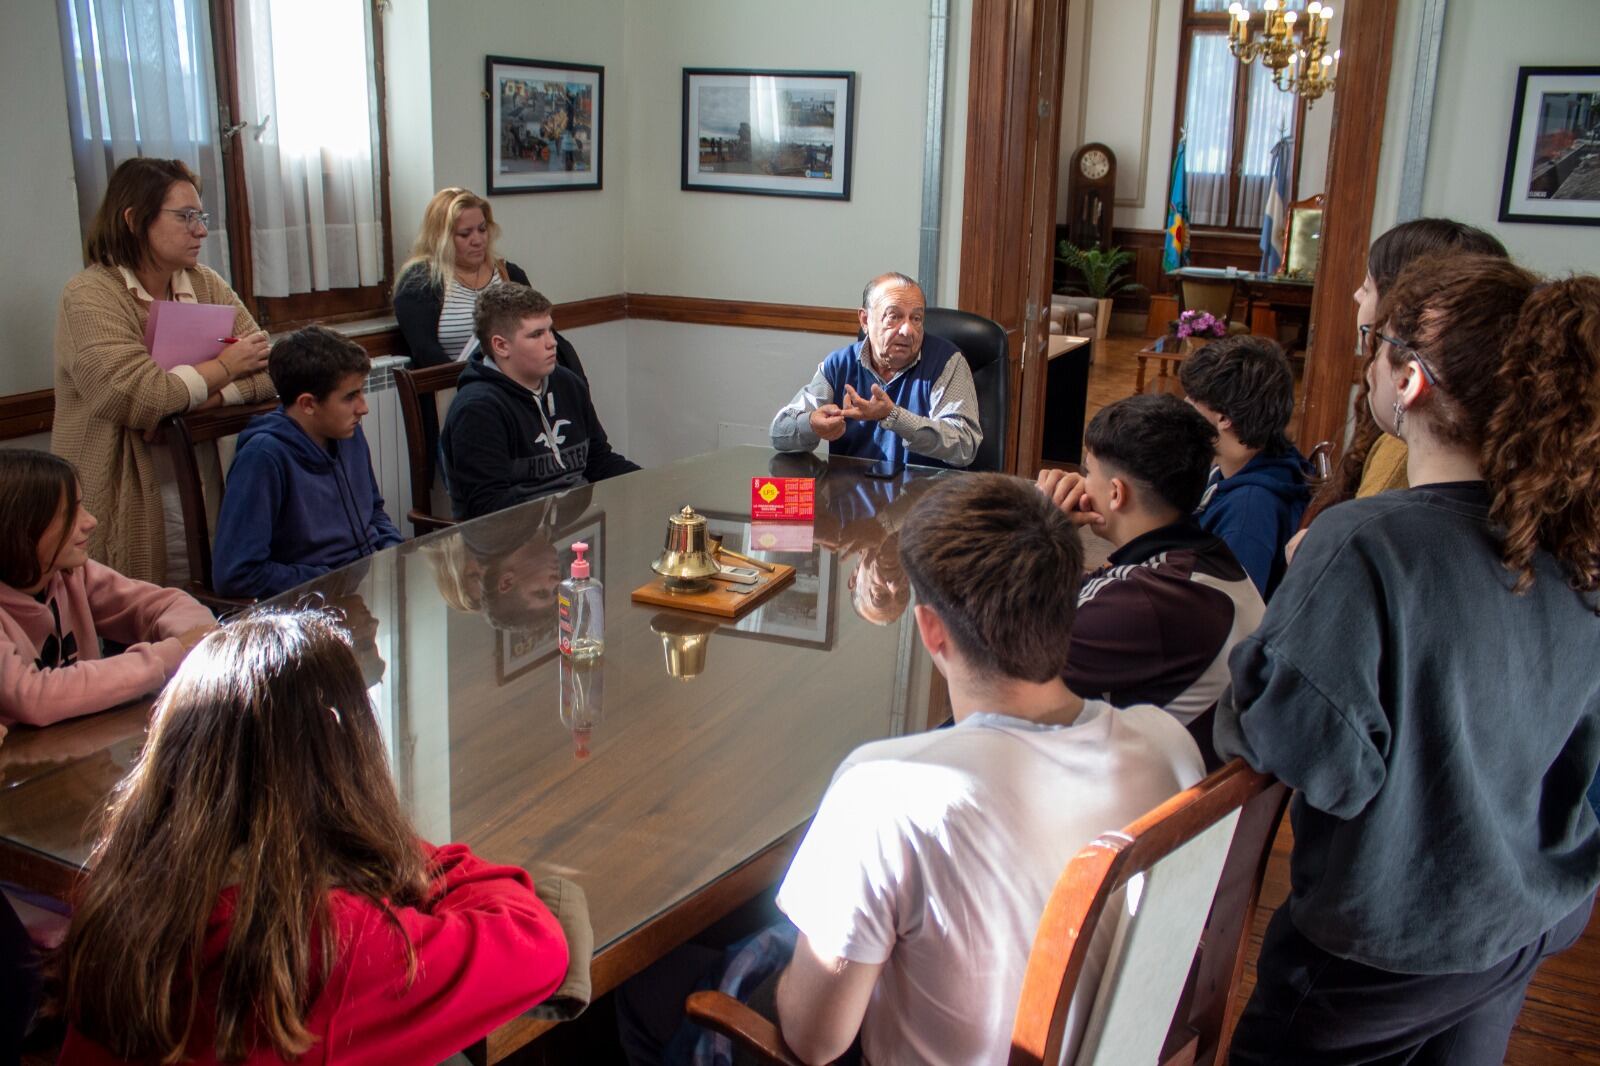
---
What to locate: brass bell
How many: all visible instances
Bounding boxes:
[651,505,720,593]
[650,612,720,680]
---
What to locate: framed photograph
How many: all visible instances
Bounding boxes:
[486,56,604,194]
[1498,66,1600,227]
[494,512,606,684]
[703,514,837,650]
[682,69,855,200]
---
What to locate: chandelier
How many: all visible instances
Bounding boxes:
[1227,0,1341,108]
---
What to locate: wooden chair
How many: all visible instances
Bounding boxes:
[161,401,277,616]
[393,362,464,534]
[1177,279,1250,336]
[685,760,1289,1066]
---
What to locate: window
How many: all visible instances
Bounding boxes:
[57,0,392,327]
[1175,0,1304,232]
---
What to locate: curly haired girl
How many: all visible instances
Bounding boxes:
[1218,254,1600,1064]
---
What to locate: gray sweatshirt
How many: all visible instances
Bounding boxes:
[1216,482,1600,973]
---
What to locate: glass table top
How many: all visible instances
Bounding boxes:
[0,447,954,969]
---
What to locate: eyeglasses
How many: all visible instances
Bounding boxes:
[161,208,211,232]
[1359,323,1439,387]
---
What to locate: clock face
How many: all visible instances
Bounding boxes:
[1080,149,1111,181]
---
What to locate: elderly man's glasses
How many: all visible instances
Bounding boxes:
[162,208,211,232]
[1359,323,1439,387]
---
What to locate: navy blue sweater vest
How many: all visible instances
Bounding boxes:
[822,336,960,468]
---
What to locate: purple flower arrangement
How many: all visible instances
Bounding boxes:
[1176,309,1227,340]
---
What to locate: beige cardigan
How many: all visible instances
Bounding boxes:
[51,263,275,585]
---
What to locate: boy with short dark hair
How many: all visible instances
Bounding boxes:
[618,474,1203,1065]
[441,284,638,520]
[213,326,403,598]
[1178,335,1311,598]
[1038,394,1265,765]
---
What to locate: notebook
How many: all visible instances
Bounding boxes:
[142,301,238,370]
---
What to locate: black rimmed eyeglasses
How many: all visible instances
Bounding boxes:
[1359,323,1439,387]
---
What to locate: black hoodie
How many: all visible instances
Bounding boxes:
[441,354,638,520]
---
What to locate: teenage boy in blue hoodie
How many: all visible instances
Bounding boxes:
[1178,335,1311,599]
[212,327,404,599]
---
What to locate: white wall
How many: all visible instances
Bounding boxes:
[561,319,630,454]
[1372,0,1600,275]
[622,320,851,465]
[621,0,950,308]
[407,0,629,303]
[0,1,87,394]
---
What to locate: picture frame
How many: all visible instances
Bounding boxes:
[1497,66,1600,227]
[703,513,837,650]
[494,512,606,685]
[485,55,604,195]
[681,68,856,200]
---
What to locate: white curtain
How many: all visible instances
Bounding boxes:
[57,0,231,279]
[1183,33,1234,228]
[234,0,383,298]
[1235,60,1298,228]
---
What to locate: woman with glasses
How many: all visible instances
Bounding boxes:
[52,157,275,585]
[1299,219,1507,528]
[1218,255,1600,1065]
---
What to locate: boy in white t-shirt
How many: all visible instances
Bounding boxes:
[618,474,1204,1066]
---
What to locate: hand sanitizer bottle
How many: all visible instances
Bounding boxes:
[558,541,603,661]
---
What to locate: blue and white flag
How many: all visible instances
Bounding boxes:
[1258,135,1293,275]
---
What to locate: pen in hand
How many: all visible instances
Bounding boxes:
[216,337,239,344]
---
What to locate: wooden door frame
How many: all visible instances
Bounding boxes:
[958,0,1401,473]
[957,0,1069,475]
[1297,0,1401,451]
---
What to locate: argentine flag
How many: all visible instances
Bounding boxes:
[1259,136,1293,275]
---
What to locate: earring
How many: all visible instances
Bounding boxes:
[1392,399,1406,438]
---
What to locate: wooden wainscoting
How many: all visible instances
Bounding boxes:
[626,294,858,335]
[0,390,55,441]
[0,291,867,441]
[1098,227,1266,313]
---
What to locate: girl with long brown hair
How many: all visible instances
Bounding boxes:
[58,608,569,1065]
[1217,255,1600,1064]
[0,449,214,726]
[1300,217,1507,527]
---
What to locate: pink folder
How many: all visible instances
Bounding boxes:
[142,301,238,370]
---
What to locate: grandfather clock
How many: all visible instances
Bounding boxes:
[1066,142,1116,250]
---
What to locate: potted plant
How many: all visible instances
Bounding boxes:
[1175,309,1228,354]
[1055,241,1143,340]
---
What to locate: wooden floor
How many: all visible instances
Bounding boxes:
[1240,824,1600,1065]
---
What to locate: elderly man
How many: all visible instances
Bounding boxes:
[770,272,982,468]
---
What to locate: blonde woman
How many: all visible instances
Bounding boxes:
[392,188,586,380]
[52,158,276,585]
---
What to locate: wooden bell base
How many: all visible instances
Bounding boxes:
[631,563,796,618]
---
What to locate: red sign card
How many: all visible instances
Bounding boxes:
[751,477,815,521]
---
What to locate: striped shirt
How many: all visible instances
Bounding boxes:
[437,268,503,361]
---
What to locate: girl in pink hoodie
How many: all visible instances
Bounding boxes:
[0,450,215,727]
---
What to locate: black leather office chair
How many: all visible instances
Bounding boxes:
[924,307,1008,472]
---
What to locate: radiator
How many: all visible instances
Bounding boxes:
[364,355,413,529]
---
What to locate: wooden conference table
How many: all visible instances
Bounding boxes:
[0,447,965,1061]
